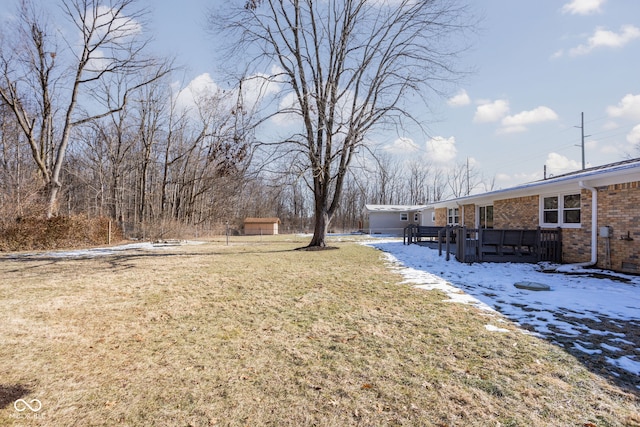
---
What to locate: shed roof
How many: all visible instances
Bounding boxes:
[244,217,281,224]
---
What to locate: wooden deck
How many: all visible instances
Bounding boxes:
[405,225,562,264]
[455,227,562,263]
[403,225,453,245]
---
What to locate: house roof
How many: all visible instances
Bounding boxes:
[244,217,280,224]
[432,157,640,208]
[365,204,430,213]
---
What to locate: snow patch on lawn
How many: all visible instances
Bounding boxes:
[363,239,640,381]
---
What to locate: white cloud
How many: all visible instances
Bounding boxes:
[425,136,457,164]
[383,137,419,154]
[90,6,142,41]
[498,106,559,133]
[546,152,581,175]
[502,106,559,127]
[447,89,471,107]
[569,25,640,56]
[271,92,300,127]
[86,48,109,72]
[585,139,599,151]
[599,143,622,155]
[495,173,511,183]
[174,73,221,114]
[561,0,606,15]
[473,99,509,123]
[607,93,640,120]
[602,120,619,131]
[550,49,565,60]
[627,124,640,144]
[241,73,282,111]
[76,6,142,73]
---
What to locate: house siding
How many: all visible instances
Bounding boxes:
[368,212,410,235]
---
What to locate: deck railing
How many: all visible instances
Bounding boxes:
[454,227,562,263]
[403,225,444,244]
[404,224,562,264]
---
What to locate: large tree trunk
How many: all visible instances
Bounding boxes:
[308,202,330,248]
[46,181,61,218]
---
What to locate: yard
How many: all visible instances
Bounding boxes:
[1,235,639,426]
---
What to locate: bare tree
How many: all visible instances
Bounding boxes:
[215,0,472,247]
[0,0,170,218]
[407,160,430,205]
[446,158,481,198]
[429,167,447,202]
[371,153,404,205]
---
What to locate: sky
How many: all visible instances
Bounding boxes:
[363,239,640,387]
[2,0,639,192]
[147,0,640,190]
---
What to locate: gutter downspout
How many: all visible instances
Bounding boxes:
[577,180,598,267]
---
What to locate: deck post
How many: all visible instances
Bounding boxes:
[536,227,541,262]
[557,227,563,263]
[445,226,451,261]
[457,227,465,262]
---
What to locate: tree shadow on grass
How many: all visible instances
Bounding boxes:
[0,247,319,274]
[0,384,32,409]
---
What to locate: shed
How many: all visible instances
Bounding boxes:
[244,217,281,235]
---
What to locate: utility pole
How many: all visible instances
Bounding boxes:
[466,157,470,196]
[575,112,590,170]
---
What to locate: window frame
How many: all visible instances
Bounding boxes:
[540,192,582,228]
[400,213,408,221]
[447,207,459,225]
[478,205,494,229]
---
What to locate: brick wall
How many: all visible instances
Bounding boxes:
[490,192,593,264]
[490,185,640,271]
[561,190,592,264]
[596,181,640,273]
[435,208,447,227]
[434,180,639,272]
[462,204,475,227]
[493,196,539,228]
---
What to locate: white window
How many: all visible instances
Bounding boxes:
[400,213,408,221]
[447,208,459,225]
[414,213,420,222]
[479,205,494,229]
[541,193,581,227]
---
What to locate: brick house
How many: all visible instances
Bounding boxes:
[429,158,640,274]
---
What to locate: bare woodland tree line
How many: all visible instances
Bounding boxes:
[0,0,484,239]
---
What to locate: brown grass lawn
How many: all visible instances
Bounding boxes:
[0,235,639,426]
